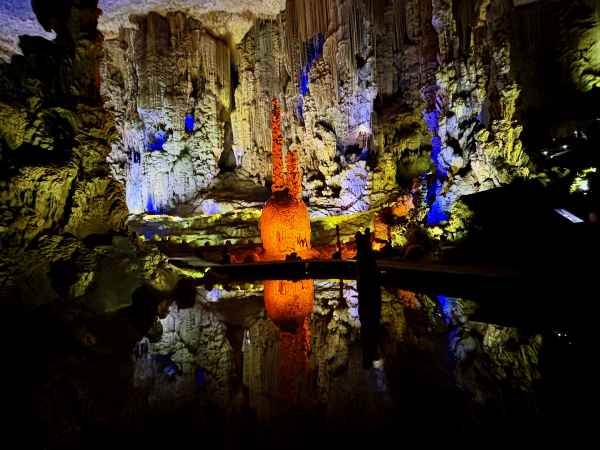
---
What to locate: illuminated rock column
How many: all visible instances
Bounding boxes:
[270,98,286,192]
[260,98,312,259]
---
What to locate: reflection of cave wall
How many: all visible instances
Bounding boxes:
[132,282,547,447]
[0,1,178,447]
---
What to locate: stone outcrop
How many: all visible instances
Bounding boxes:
[0,1,178,445]
[101,12,233,213]
[0,0,56,63]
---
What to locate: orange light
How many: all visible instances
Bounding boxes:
[261,99,315,381]
[264,279,314,380]
[264,279,314,333]
[261,192,312,259]
[372,241,384,251]
[260,98,311,260]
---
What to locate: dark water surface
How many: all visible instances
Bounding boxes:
[107,279,583,449]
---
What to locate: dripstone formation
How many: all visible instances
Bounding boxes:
[0,1,595,448]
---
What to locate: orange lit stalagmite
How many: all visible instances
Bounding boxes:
[270,97,286,193]
[264,279,314,379]
[262,99,314,381]
[261,98,311,260]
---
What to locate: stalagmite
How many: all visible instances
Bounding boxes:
[270,97,286,192]
[260,98,312,259]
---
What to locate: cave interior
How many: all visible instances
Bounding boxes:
[0,0,597,448]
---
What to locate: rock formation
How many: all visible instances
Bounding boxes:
[260,98,312,259]
[91,0,600,231]
[0,0,56,63]
[0,1,596,447]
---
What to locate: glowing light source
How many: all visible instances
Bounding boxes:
[372,241,384,251]
[554,209,584,223]
[185,114,194,132]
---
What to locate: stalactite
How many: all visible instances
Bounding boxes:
[286,0,337,97]
[392,0,407,51]
[216,40,231,110]
[366,0,386,34]
[323,33,339,99]
[452,0,479,55]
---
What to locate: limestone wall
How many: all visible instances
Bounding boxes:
[99,0,600,221]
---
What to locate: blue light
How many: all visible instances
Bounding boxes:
[146,195,155,213]
[431,136,446,176]
[148,130,168,151]
[437,296,455,324]
[300,71,309,97]
[299,33,324,96]
[422,105,455,223]
[196,370,205,387]
[297,97,304,118]
[427,200,450,224]
[423,109,440,133]
[185,114,194,132]
[146,194,163,214]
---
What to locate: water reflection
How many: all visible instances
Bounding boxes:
[264,279,313,381]
[132,279,550,448]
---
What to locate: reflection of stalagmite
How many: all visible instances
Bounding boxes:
[260,98,312,259]
[264,279,314,380]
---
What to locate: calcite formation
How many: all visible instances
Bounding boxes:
[96,0,600,230]
[260,98,312,259]
[3,0,600,226]
[96,0,286,40]
[101,12,233,214]
[0,0,56,63]
[0,1,596,446]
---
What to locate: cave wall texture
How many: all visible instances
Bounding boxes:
[0,0,598,447]
[0,1,179,445]
[96,0,600,220]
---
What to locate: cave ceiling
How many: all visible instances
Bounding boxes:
[0,0,56,63]
[96,0,286,42]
